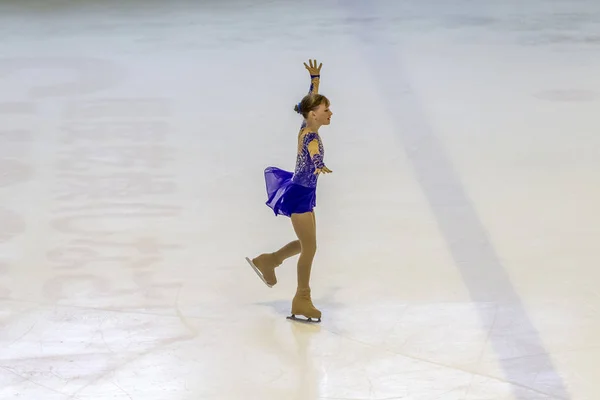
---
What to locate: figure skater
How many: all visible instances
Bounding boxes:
[246,59,333,323]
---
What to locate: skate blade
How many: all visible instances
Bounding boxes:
[245,257,273,288]
[286,314,321,323]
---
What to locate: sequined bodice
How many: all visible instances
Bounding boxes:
[291,131,323,188]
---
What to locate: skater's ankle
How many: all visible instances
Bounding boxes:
[254,253,278,268]
[269,252,283,267]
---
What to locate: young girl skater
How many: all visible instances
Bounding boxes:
[246,59,333,323]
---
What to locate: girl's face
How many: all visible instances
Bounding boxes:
[310,102,333,126]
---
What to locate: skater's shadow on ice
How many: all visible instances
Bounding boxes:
[254,298,294,319]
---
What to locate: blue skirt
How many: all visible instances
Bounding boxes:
[264,167,316,217]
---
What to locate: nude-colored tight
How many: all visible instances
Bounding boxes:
[271,211,316,289]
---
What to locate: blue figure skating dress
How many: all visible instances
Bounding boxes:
[264,131,324,217]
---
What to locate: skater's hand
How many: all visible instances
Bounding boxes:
[314,166,332,175]
[304,59,322,76]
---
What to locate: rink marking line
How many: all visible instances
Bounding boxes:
[337,2,570,399]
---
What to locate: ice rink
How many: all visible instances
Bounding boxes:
[1,0,599,399]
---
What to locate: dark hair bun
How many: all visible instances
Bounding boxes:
[294,103,301,114]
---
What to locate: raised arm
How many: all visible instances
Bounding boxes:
[299,60,322,129]
[304,59,322,95]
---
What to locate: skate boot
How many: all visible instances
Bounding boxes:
[287,288,321,323]
[245,253,278,287]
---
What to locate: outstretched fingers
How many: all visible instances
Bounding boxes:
[304,59,323,75]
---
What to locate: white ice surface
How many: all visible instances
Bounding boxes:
[1,0,599,399]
